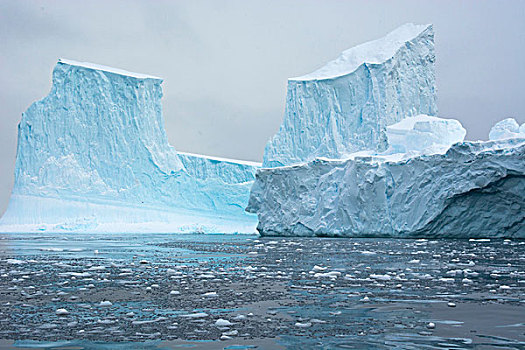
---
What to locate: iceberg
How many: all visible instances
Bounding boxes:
[385,114,466,155]
[489,118,525,140]
[263,23,436,167]
[0,59,259,233]
[247,138,525,238]
[248,24,525,238]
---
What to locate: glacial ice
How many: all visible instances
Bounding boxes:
[248,24,525,238]
[0,59,259,233]
[263,23,437,167]
[247,139,525,238]
[385,114,466,155]
[489,118,525,140]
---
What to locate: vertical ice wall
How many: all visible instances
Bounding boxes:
[248,139,525,238]
[263,23,437,167]
[1,59,259,233]
[14,59,183,204]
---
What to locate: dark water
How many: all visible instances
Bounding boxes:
[0,233,524,349]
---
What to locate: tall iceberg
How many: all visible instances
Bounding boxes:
[263,23,436,167]
[0,59,259,233]
[248,24,525,238]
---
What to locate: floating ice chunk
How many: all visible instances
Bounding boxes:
[310,318,327,324]
[489,118,524,140]
[295,322,312,328]
[55,308,69,315]
[314,271,341,279]
[361,251,376,255]
[385,115,466,155]
[370,274,391,281]
[87,266,105,271]
[99,301,112,307]
[312,265,327,272]
[215,319,232,327]
[222,330,238,336]
[6,259,25,265]
[439,278,455,283]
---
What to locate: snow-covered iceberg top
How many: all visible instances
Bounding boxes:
[291,23,431,81]
[58,58,162,80]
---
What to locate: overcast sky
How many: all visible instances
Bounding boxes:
[1,0,525,215]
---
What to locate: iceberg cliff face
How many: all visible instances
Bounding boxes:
[248,139,525,238]
[178,152,260,184]
[1,59,259,233]
[263,23,437,167]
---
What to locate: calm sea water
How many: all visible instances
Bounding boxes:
[0,233,524,349]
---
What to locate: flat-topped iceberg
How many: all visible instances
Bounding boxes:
[0,59,259,233]
[263,23,436,167]
[247,138,525,238]
[248,23,525,238]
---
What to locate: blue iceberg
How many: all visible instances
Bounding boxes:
[263,23,437,167]
[248,24,525,238]
[0,59,259,233]
[248,137,525,238]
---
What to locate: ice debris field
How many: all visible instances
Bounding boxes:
[0,23,524,237]
[1,233,524,349]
